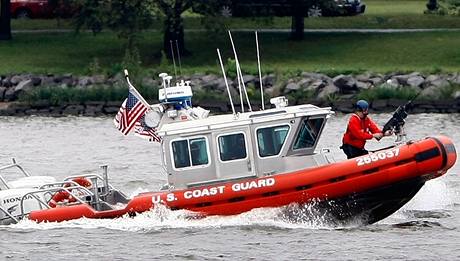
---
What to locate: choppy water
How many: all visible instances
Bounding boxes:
[0,113,459,260]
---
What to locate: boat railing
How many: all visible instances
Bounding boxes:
[0,205,20,224]
[320,148,336,164]
[0,158,31,190]
[61,169,129,209]
[17,185,95,222]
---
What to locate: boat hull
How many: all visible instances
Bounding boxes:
[29,136,457,224]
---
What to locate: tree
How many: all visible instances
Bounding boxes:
[289,0,331,41]
[158,0,192,57]
[156,0,224,56]
[74,0,222,58]
[426,0,438,10]
[290,0,306,40]
[0,0,12,40]
[74,0,156,67]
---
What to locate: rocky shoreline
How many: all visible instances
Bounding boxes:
[1,71,459,116]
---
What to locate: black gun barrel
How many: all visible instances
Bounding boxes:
[382,102,411,133]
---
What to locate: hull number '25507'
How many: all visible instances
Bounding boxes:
[356,148,400,166]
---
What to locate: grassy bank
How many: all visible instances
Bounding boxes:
[1,31,460,75]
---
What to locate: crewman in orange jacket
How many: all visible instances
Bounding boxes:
[341,100,391,159]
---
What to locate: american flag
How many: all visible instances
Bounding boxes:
[134,115,162,142]
[114,89,149,135]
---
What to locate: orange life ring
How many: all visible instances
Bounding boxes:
[49,177,92,208]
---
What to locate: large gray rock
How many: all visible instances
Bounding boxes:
[385,78,399,88]
[4,88,17,101]
[0,87,6,101]
[92,75,106,84]
[284,82,301,93]
[63,105,84,115]
[356,81,371,90]
[30,100,51,109]
[31,77,41,86]
[10,75,24,85]
[451,74,460,85]
[264,86,277,97]
[262,74,276,86]
[431,79,449,88]
[452,90,460,100]
[78,76,93,87]
[425,74,440,83]
[355,72,372,82]
[420,86,441,99]
[15,79,34,93]
[62,76,76,87]
[393,74,411,85]
[242,75,255,84]
[1,76,12,87]
[307,80,326,91]
[316,84,339,100]
[202,75,218,83]
[333,75,357,93]
[84,104,104,116]
[372,100,388,111]
[103,106,120,114]
[407,76,425,87]
[409,72,422,77]
[298,78,313,88]
[368,76,384,86]
[40,76,55,87]
[216,78,234,92]
[191,73,205,80]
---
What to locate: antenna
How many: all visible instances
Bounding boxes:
[217,48,236,117]
[228,31,244,112]
[159,73,169,102]
[169,40,177,80]
[255,31,265,110]
[228,31,252,112]
[175,40,182,76]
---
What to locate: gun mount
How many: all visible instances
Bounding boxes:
[382,102,411,142]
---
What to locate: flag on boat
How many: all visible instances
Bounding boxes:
[114,88,149,135]
[134,114,162,142]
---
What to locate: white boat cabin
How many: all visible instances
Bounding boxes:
[149,75,334,190]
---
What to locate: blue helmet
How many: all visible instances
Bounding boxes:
[355,100,369,111]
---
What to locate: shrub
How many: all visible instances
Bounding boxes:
[18,85,128,105]
[425,0,460,15]
[357,85,419,101]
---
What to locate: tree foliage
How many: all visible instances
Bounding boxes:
[426,0,460,15]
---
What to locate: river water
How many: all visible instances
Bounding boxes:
[0,113,459,260]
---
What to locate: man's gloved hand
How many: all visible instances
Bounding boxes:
[373,133,384,141]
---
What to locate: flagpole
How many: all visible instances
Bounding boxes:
[124,69,151,108]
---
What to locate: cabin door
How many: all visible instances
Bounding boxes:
[214,129,255,180]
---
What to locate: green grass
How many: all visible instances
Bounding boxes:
[10,0,460,31]
[1,31,459,75]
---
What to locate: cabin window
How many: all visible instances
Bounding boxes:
[257,125,290,157]
[172,137,209,169]
[218,133,247,161]
[293,118,324,150]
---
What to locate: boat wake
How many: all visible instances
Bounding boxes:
[7,202,356,232]
[380,178,456,225]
